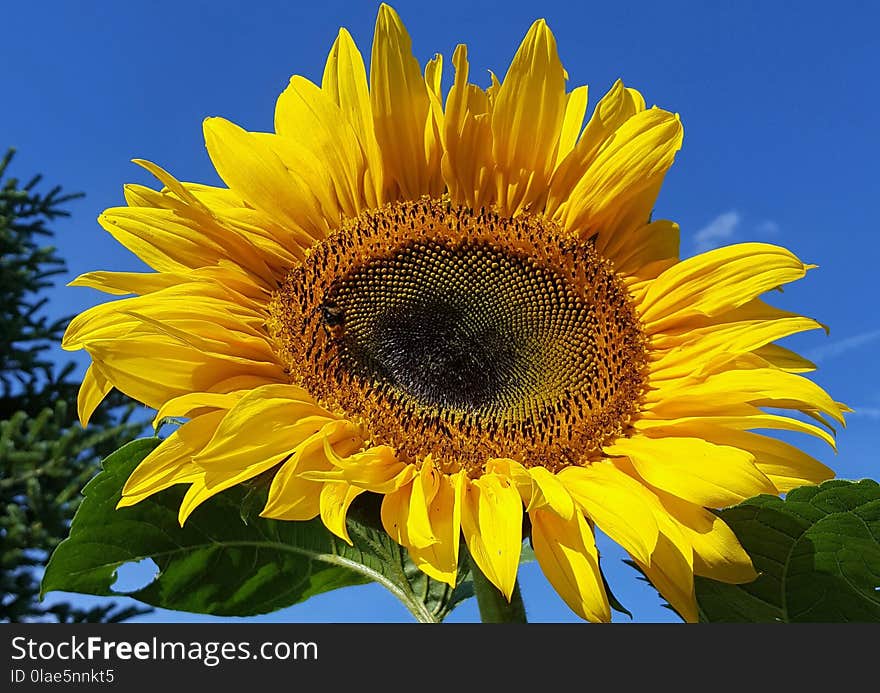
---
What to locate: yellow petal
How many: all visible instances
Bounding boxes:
[426,56,451,158]
[194,384,334,494]
[595,176,667,265]
[634,530,698,623]
[527,466,575,520]
[370,4,432,200]
[609,470,698,623]
[743,432,834,492]
[637,408,838,450]
[650,301,824,381]
[561,107,682,245]
[120,157,310,274]
[652,330,823,384]
[312,444,413,494]
[530,508,611,622]
[96,281,272,344]
[659,494,757,584]
[441,44,493,208]
[320,482,364,545]
[381,481,414,546]
[118,411,225,507]
[613,219,680,283]
[78,364,112,427]
[63,286,273,361]
[491,19,567,215]
[486,458,573,519]
[261,420,362,521]
[547,79,645,218]
[379,469,435,549]
[558,462,659,565]
[651,298,822,349]
[96,207,228,274]
[752,343,817,373]
[275,76,367,217]
[129,158,207,207]
[645,424,833,494]
[407,468,465,587]
[151,390,244,429]
[554,85,589,168]
[322,27,384,207]
[460,473,523,600]
[423,53,445,197]
[69,271,181,296]
[606,435,775,508]
[108,163,296,279]
[413,462,444,546]
[639,243,811,331]
[380,465,444,554]
[75,335,282,410]
[196,205,309,270]
[178,478,215,526]
[647,368,845,427]
[123,164,292,278]
[203,117,328,239]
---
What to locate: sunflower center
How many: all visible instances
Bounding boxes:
[328,240,586,416]
[269,199,647,475]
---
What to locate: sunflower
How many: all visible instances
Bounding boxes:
[63,4,844,622]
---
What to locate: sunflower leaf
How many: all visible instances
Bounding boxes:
[601,561,632,619]
[41,438,471,621]
[695,479,880,622]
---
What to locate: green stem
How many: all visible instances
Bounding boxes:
[346,524,439,624]
[471,560,528,623]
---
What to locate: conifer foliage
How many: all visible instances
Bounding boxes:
[0,149,147,622]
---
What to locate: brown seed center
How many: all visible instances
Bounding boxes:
[268,199,647,475]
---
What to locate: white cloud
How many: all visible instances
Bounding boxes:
[805,329,880,363]
[691,212,782,255]
[755,219,780,236]
[847,407,880,420]
[692,211,741,253]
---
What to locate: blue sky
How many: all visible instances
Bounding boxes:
[3,0,878,623]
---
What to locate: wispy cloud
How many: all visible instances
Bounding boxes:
[693,211,740,253]
[805,329,880,363]
[691,212,782,254]
[755,219,780,236]
[846,407,880,420]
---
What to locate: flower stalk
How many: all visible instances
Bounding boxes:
[471,558,528,623]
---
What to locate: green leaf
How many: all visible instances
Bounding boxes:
[42,438,472,621]
[601,563,632,620]
[696,479,880,622]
